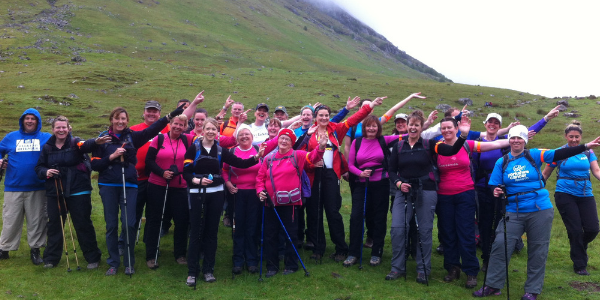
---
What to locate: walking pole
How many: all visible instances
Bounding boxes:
[154,180,170,268]
[358,174,370,270]
[135,217,142,245]
[120,154,133,278]
[483,187,500,288]
[231,184,236,280]
[194,181,209,290]
[54,178,71,272]
[268,196,310,277]
[411,189,428,286]
[498,185,510,300]
[57,178,81,271]
[258,205,265,282]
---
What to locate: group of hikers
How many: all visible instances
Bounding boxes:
[0,91,599,300]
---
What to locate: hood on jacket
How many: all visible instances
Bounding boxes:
[19,108,43,135]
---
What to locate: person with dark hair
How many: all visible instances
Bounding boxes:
[542,121,600,275]
[344,115,399,267]
[435,116,509,288]
[0,108,51,264]
[473,125,600,299]
[183,118,264,285]
[386,110,471,283]
[34,116,106,269]
[301,97,383,262]
[91,105,183,276]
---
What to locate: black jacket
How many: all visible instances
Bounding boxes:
[35,135,96,197]
[91,116,169,185]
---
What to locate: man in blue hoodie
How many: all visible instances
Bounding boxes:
[0,108,52,264]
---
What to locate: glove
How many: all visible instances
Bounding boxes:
[169,164,179,175]
[168,103,185,119]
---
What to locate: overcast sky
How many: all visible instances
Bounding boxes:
[325,0,599,98]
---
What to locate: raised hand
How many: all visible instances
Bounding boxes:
[427,110,438,123]
[257,142,267,158]
[239,109,251,123]
[544,105,561,121]
[225,95,234,108]
[95,135,112,145]
[585,136,600,149]
[369,96,384,108]
[193,91,205,104]
[346,96,360,110]
[458,114,472,136]
[318,132,328,150]
[307,124,318,136]
[409,92,426,100]
[312,102,322,109]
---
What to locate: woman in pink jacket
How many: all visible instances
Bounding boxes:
[256,129,326,278]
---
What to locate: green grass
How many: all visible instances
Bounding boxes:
[2,0,600,298]
[1,177,600,299]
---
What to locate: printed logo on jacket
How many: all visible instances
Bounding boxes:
[508,164,529,182]
[16,139,41,152]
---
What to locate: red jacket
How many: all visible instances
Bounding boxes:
[303,105,372,184]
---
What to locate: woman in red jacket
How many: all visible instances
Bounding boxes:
[256,129,326,277]
[301,97,383,261]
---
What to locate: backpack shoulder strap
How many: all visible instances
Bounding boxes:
[354,137,363,167]
[157,133,165,150]
[351,125,357,140]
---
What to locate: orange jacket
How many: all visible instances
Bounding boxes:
[303,105,372,184]
[219,117,238,137]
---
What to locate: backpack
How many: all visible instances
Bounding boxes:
[396,137,440,188]
[193,137,222,170]
[265,150,311,198]
[555,145,591,182]
[146,133,189,175]
[501,149,545,192]
[353,136,391,177]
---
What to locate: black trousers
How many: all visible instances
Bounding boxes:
[349,180,389,258]
[265,205,299,272]
[144,183,189,261]
[555,192,599,270]
[43,194,101,265]
[187,190,224,276]
[476,186,502,263]
[306,168,348,255]
[350,177,374,240]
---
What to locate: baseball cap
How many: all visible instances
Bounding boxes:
[484,113,502,125]
[144,100,162,111]
[274,105,287,114]
[508,125,529,144]
[394,113,408,122]
[255,103,269,112]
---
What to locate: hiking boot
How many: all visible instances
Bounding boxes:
[481,261,488,273]
[176,257,187,265]
[232,266,243,275]
[343,256,357,267]
[444,266,461,282]
[125,266,135,275]
[30,248,43,265]
[303,241,314,250]
[0,249,8,260]
[87,262,99,270]
[369,256,381,267]
[364,237,373,248]
[385,271,404,281]
[575,268,590,275]
[473,286,501,297]
[283,269,297,275]
[329,252,347,262]
[44,262,55,269]
[265,270,278,278]
[248,266,258,274]
[521,293,538,300]
[146,259,158,269]
[436,244,444,255]
[223,216,232,227]
[186,276,196,287]
[119,248,124,256]
[416,273,428,284]
[204,273,216,282]
[105,266,117,276]
[466,275,478,289]
[310,253,322,260]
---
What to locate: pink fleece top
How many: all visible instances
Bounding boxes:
[256,147,324,206]
[437,140,477,195]
[147,133,195,188]
[223,145,261,190]
[348,135,399,182]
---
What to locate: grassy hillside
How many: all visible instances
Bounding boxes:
[1,0,600,299]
